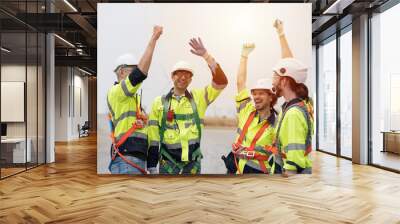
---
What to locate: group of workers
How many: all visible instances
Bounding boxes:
[106,20,314,176]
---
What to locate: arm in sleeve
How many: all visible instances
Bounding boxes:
[147,98,161,168]
[198,84,224,109]
[202,53,228,89]
[112,67,147,100]
[235,88,252,115]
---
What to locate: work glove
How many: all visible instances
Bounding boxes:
[273,19,284,37]
[148,167,158,174]
[241,43,255,58]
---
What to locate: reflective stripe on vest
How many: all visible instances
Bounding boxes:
[115,129,147,141]
[121,80,134,97]
[113,111,137,128]
[159,89,202,162]
[237,98,251,113]
[275,101,312,153]
[162,138,201,150]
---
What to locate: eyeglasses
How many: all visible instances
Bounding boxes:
[173,71,193,79]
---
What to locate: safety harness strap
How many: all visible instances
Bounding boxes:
[159,89,203,169]
[236,111,256,145]
[108,93,147,175]
[232,110,271,174]
[248,120,270,151]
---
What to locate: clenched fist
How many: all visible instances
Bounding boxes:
[273,19,284,36]
[152,25,163,40]
[241,43,255,58]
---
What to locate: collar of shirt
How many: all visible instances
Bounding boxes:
[281,97,302,111]
[172,94,185,102]
[255,110,276,125]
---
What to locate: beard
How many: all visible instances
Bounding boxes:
[272,85,283,98]
[255,102,269,111]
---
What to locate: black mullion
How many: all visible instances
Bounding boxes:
[44,33,47,164]
[316,44,320,151]
[367,11,373,165]
[25,0,28,171]
[44,0,48,164]
[36,0,39,168]
[0,22,2,179]
[336,29,341,157]
[72,68,74,118]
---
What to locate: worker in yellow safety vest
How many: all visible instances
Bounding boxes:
[147,37,228,174]
[271,19,314,175]
[224,43,280,174]
[107,25,163,174]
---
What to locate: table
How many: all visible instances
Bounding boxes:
[1,138,32,164]
[381,131,400,154]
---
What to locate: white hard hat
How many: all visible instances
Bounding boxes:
[171,60,194,76]
[273,58,308,84]
[114,53,138,72]
[251,78,272,91]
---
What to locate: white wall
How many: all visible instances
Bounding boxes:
[1,65,34,138]
[54,67,89,141]
[1,64,46,164]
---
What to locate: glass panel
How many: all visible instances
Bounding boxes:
[38,32,45,165]
[27,31,38,169]
[371,4,400,171]
[1,30,27,177]
[318,37,337,154]
[340,29,352,158]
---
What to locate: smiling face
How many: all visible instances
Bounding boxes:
[251,89,273,110]
[171,70,193,92]
[117,65,136,82]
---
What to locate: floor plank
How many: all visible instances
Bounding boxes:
[1,134,400,223]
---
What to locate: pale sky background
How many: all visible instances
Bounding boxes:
[97,3,312,117]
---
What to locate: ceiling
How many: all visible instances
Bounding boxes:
[0,0,392,75]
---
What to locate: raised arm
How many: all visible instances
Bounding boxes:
[137,25,163,74]
[237,43,255,92]
[274,19,293,59]
[189,37,228,90]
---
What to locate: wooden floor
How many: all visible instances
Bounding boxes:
[1,135,400,224]
[373,151,400,171]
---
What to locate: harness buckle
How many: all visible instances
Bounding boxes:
[111,144,118,160]
[246,151,255,158]
[134,120,144,129]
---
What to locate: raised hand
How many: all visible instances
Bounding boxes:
[152,25,163,40]
[273,19,284,36]
[241,43,255,58]
[189,37,207,57]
